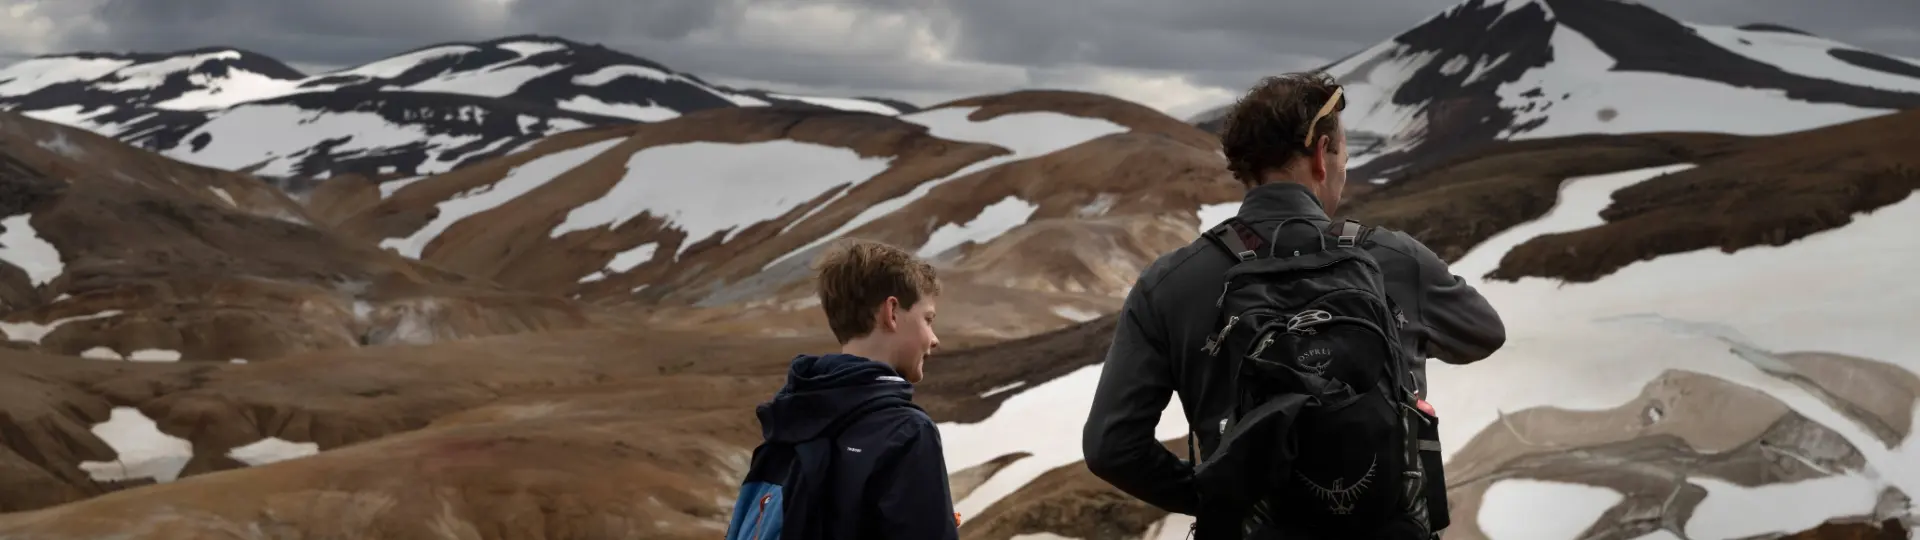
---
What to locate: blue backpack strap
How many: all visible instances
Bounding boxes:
[780,396,919,538]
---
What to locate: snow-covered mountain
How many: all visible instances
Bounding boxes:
[1189,0,1920,180]
[0,35,916,181]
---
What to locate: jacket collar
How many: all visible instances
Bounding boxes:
[1238,181,1328,222]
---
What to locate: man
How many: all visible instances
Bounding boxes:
[1081,72,1506,536]
[724,238,959,540]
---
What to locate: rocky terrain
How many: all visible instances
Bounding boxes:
[0,111,586,363]
[1,0,1917,537]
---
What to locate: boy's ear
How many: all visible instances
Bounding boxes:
[877,296,900,333]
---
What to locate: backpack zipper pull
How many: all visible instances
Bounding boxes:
[1202,315,1239,356]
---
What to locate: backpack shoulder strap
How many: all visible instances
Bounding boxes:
[1202,217,1263,262]
[781,396,918,538]
[1328,219,1378,248]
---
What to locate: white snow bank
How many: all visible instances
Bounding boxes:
[383,137,626,258]
[1495,24,1894,141]
[939,363,1188,518]
[1683,474,1882,538]
[1690,24,1920,94]
[227,437,321,466]
[0,309,121,344]
[550,140,896,260]
[1424,161,1920,530]
[169,104,576,177]
[77,407,194,483]
[764,106,1130,271]
[0,57,135,96]
[918,195,1039,258]
[1194,202,1241,235]
[1477,480,1623,539]
[0,213,63,286]
[579,242,659,284]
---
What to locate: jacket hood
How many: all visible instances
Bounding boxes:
[756,353,917,443]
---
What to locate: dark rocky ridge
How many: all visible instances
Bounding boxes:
[0,34,918,181]
[117,90,632,180]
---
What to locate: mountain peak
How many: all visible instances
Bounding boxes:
[1194,0,1920,181]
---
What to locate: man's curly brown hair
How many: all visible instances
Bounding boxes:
[1219,71,1346,186]
[813,238,940,344]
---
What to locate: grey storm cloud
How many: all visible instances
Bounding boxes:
[10,0,1920,111]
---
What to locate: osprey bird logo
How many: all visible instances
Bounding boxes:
[1296,454,1377,514]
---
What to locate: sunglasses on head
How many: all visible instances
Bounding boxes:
[1303,86,1346,148]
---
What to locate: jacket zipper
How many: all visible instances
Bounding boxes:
[749,493,771,540]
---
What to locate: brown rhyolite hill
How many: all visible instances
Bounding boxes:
[313,90,1239,340]
[0,112,588,363]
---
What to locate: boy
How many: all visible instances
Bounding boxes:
[724,238,959,540]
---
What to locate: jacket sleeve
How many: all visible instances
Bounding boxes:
[1403,233,1507,364]
[873,417,960,540]
[1081,281,1199,515]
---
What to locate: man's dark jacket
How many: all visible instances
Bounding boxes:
[1080,182,1507,520]
[753,353,960,540]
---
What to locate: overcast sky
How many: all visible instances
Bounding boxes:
[4,0,1917,117]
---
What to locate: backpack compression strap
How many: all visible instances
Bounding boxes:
[1203,218,1265,262]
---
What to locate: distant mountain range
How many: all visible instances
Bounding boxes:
[1188,0,1920,180]
[0,35,917,181]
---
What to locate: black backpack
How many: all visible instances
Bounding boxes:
[1187,216,1434,539]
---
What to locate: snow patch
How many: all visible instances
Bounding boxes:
[1477,480,1623,539]
[980,381,1026,398]
[1494,25,1894,140]
[1051,306,1104,322]
[227,437,321,466]
[0,310,121,344]
[77,407,194,483]
[556,95,679,122]
[764,107,1130,271]
[551,140,895,260]
[940,363,1187,517]
[0,213,63,286]
[918,196,1040,258]
[579,242,659,284]
[383,138,625,258]
[1684,474,1882,538]
[208,187,237,206]
[1195,202,1241,234]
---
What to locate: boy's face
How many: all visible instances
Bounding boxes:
[878,294,940,383]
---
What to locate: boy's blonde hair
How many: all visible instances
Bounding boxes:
[813,238,940,344]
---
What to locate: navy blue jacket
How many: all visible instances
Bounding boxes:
[753,353,960,540]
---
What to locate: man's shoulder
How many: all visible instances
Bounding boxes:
[1359,225,1432,260]
[1136,236,1225,295]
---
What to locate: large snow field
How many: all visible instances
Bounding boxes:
[763,106,1131,271]
[1494,25,1896,140]
[1430,164,1920,536]
[381,137,627,258]
[938,362,1189,519]
[168,103,587,177]
[1688,24,1920,94]
[549,139,897,261]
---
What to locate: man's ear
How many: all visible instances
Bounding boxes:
[1310,135,1330,182]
